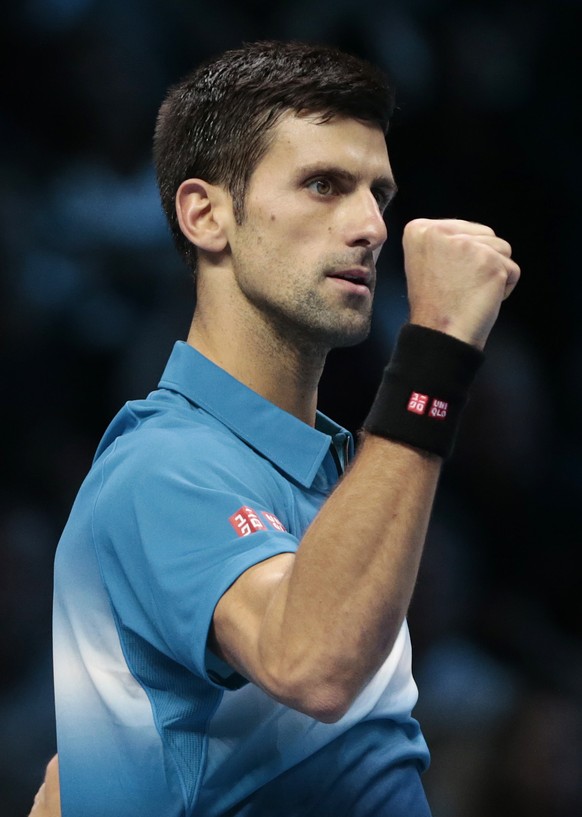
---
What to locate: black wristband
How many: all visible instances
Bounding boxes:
[363,324,484,458]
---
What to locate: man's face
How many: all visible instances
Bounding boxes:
[227,111,396,353]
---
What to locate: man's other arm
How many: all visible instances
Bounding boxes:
[28,756,60,817]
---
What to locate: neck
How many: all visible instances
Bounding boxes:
[187,298,327,427]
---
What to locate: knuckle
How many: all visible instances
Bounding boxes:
[404,218,429,237]
[449,233,474,251]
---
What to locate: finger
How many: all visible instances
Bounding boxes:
[405,218,497,238]
[428,218,497,237]
[503,259,521,300]
[468,235,514,258]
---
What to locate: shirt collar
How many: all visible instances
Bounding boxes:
[157,341,352,488]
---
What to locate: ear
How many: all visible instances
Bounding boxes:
[175,179,231,254]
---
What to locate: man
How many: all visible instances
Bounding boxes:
[33,40,519,816]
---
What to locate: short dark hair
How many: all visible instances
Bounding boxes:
[153,40,395,271]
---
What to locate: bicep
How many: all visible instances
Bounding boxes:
[209,552,295,684]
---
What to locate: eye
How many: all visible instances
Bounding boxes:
[307,178,335,196]
[372,187,391,213]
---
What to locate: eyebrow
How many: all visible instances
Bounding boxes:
[297,163,399,200]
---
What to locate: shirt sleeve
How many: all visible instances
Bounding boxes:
[91,426,299,686]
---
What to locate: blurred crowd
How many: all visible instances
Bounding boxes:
[1,1,580,815]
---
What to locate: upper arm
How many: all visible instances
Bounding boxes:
[209,551,296,688]
[209,549,357,722]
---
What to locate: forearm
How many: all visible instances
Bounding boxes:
[269,435,439,714]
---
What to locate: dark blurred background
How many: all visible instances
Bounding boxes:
[1,1,581,815]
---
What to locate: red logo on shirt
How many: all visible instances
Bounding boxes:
[261,511,287,532]
[229,507,267,537]
[229,507,287,537]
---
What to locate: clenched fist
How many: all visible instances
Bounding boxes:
[403,219,521,350]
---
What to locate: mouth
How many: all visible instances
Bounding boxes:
[326,268,373,293]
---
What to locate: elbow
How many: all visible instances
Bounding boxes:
[261,661,358,723]
[255,630,377,723]
[281,683,354,723]
[302,690,353,723]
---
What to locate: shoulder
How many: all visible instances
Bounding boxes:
[93,393,283,501]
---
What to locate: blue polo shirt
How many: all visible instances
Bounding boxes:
[53,341,430,817]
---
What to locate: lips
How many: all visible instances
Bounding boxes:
[327,268,372,289]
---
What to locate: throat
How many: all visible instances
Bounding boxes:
[250,337,324,426]
[188,312,324,426]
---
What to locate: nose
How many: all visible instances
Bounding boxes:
[346,189,388,251]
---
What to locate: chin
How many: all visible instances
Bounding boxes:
[330,328,371,349]
[319,316,372,350]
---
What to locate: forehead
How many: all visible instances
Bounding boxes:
[255,111,393,181]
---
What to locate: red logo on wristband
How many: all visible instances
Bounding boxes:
[429,398,448,420]
[407,392,429,415]
[407,392,449,420]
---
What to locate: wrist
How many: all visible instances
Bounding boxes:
[363,323,484,458]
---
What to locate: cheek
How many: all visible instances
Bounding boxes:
[273,220,328,253]
[243,199,330,259]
